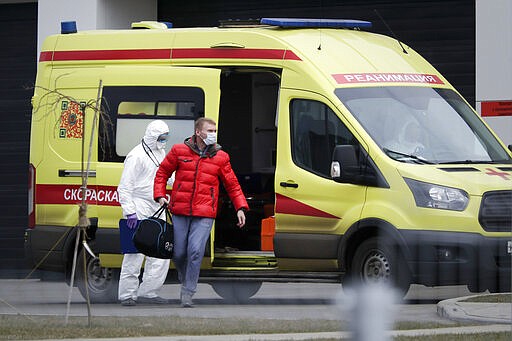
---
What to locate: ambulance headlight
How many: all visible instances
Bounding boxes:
[404,178,469,211]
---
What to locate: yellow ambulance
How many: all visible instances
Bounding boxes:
[26,18,512,302]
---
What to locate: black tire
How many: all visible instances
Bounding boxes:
[211,281,262,303]
[76,246,119,303]
[349,237,411,298]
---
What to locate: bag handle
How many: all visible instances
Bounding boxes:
[151,204,167,219]
[165,206,172,222]
[151,204,172,222]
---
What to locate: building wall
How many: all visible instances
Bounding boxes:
[476,0,512,146]
[0,2,37,268]
[38,0,157,55]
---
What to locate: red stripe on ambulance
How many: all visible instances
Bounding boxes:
[40,49,171,62]
[39,51,53,62]
[39,48,301,62]
[275,193,339,219]
[36,184,120,206]
[332,73,444,84]
[172,48,301,60]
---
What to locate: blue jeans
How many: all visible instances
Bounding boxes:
[172,215,214,296]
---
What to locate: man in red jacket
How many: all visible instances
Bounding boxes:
[154,117,248,307]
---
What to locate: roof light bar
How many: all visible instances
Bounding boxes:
[260,18,372,29]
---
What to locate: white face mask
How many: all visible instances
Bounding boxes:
[202,132,217,146]
[156,141,167,150]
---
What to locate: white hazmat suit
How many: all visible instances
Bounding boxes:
[117,120,174,303]
[385,118,426,157]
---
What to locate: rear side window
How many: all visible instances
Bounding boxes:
[290,99,358,177]
[117,101,196,117]
[99,86,204,162]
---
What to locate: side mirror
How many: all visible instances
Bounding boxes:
[331,145,360,183]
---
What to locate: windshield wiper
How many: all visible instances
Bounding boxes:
[437,160,497,165]
[383,148,435,164]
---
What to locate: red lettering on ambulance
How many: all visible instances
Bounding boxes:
[37,184,120,206]
[332,73,444,85]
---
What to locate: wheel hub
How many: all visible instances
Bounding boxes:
[87,258,112,291]
[363,251,391,282]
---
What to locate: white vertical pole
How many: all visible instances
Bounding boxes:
[338,283,397,341]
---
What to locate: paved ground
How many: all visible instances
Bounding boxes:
[437,294,512,324]
[0,278,510,340]
[0,280,469,323]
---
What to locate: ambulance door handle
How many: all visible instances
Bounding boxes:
[280,181,299,188]
[59,169,97,177]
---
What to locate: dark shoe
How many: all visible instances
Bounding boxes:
[137,296,172,304]
[181,293,194,308]
[120,298,136,306]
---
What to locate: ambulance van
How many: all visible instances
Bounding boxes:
[26,18,512,302]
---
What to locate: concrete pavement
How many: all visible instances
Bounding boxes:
[437,293,512,324]
[0,279,510,340]
[38,295,511,340]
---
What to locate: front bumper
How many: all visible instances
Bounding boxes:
[400,230,511,291]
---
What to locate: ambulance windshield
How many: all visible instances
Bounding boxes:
[335,87,512,164]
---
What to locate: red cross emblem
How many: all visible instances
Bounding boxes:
[485,168,511,180]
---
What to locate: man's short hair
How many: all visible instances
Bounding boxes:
[195,117,216,131]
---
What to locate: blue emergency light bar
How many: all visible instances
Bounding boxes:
[260,18,372,29]
[61,21,77,34]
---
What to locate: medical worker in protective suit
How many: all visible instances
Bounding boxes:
[385,118,428,158]
[117,119,174,306]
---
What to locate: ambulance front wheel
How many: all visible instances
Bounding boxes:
[348,237,411,298]
[211,281,262,303]
[76,245,119,303]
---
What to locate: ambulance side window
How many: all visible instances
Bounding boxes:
[290,99,357,178]
[115,101,195,156]
[99,86,204,162]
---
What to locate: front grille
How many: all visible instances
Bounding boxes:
[479,190,512,232]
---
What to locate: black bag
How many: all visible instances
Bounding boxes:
[132,205,173,259]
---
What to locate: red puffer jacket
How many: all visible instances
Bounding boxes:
[154,136,248,218]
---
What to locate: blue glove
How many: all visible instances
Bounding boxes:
[126,213,138,229]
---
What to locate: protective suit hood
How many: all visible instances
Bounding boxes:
[397,119,424,155]
[143,120,169,151]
